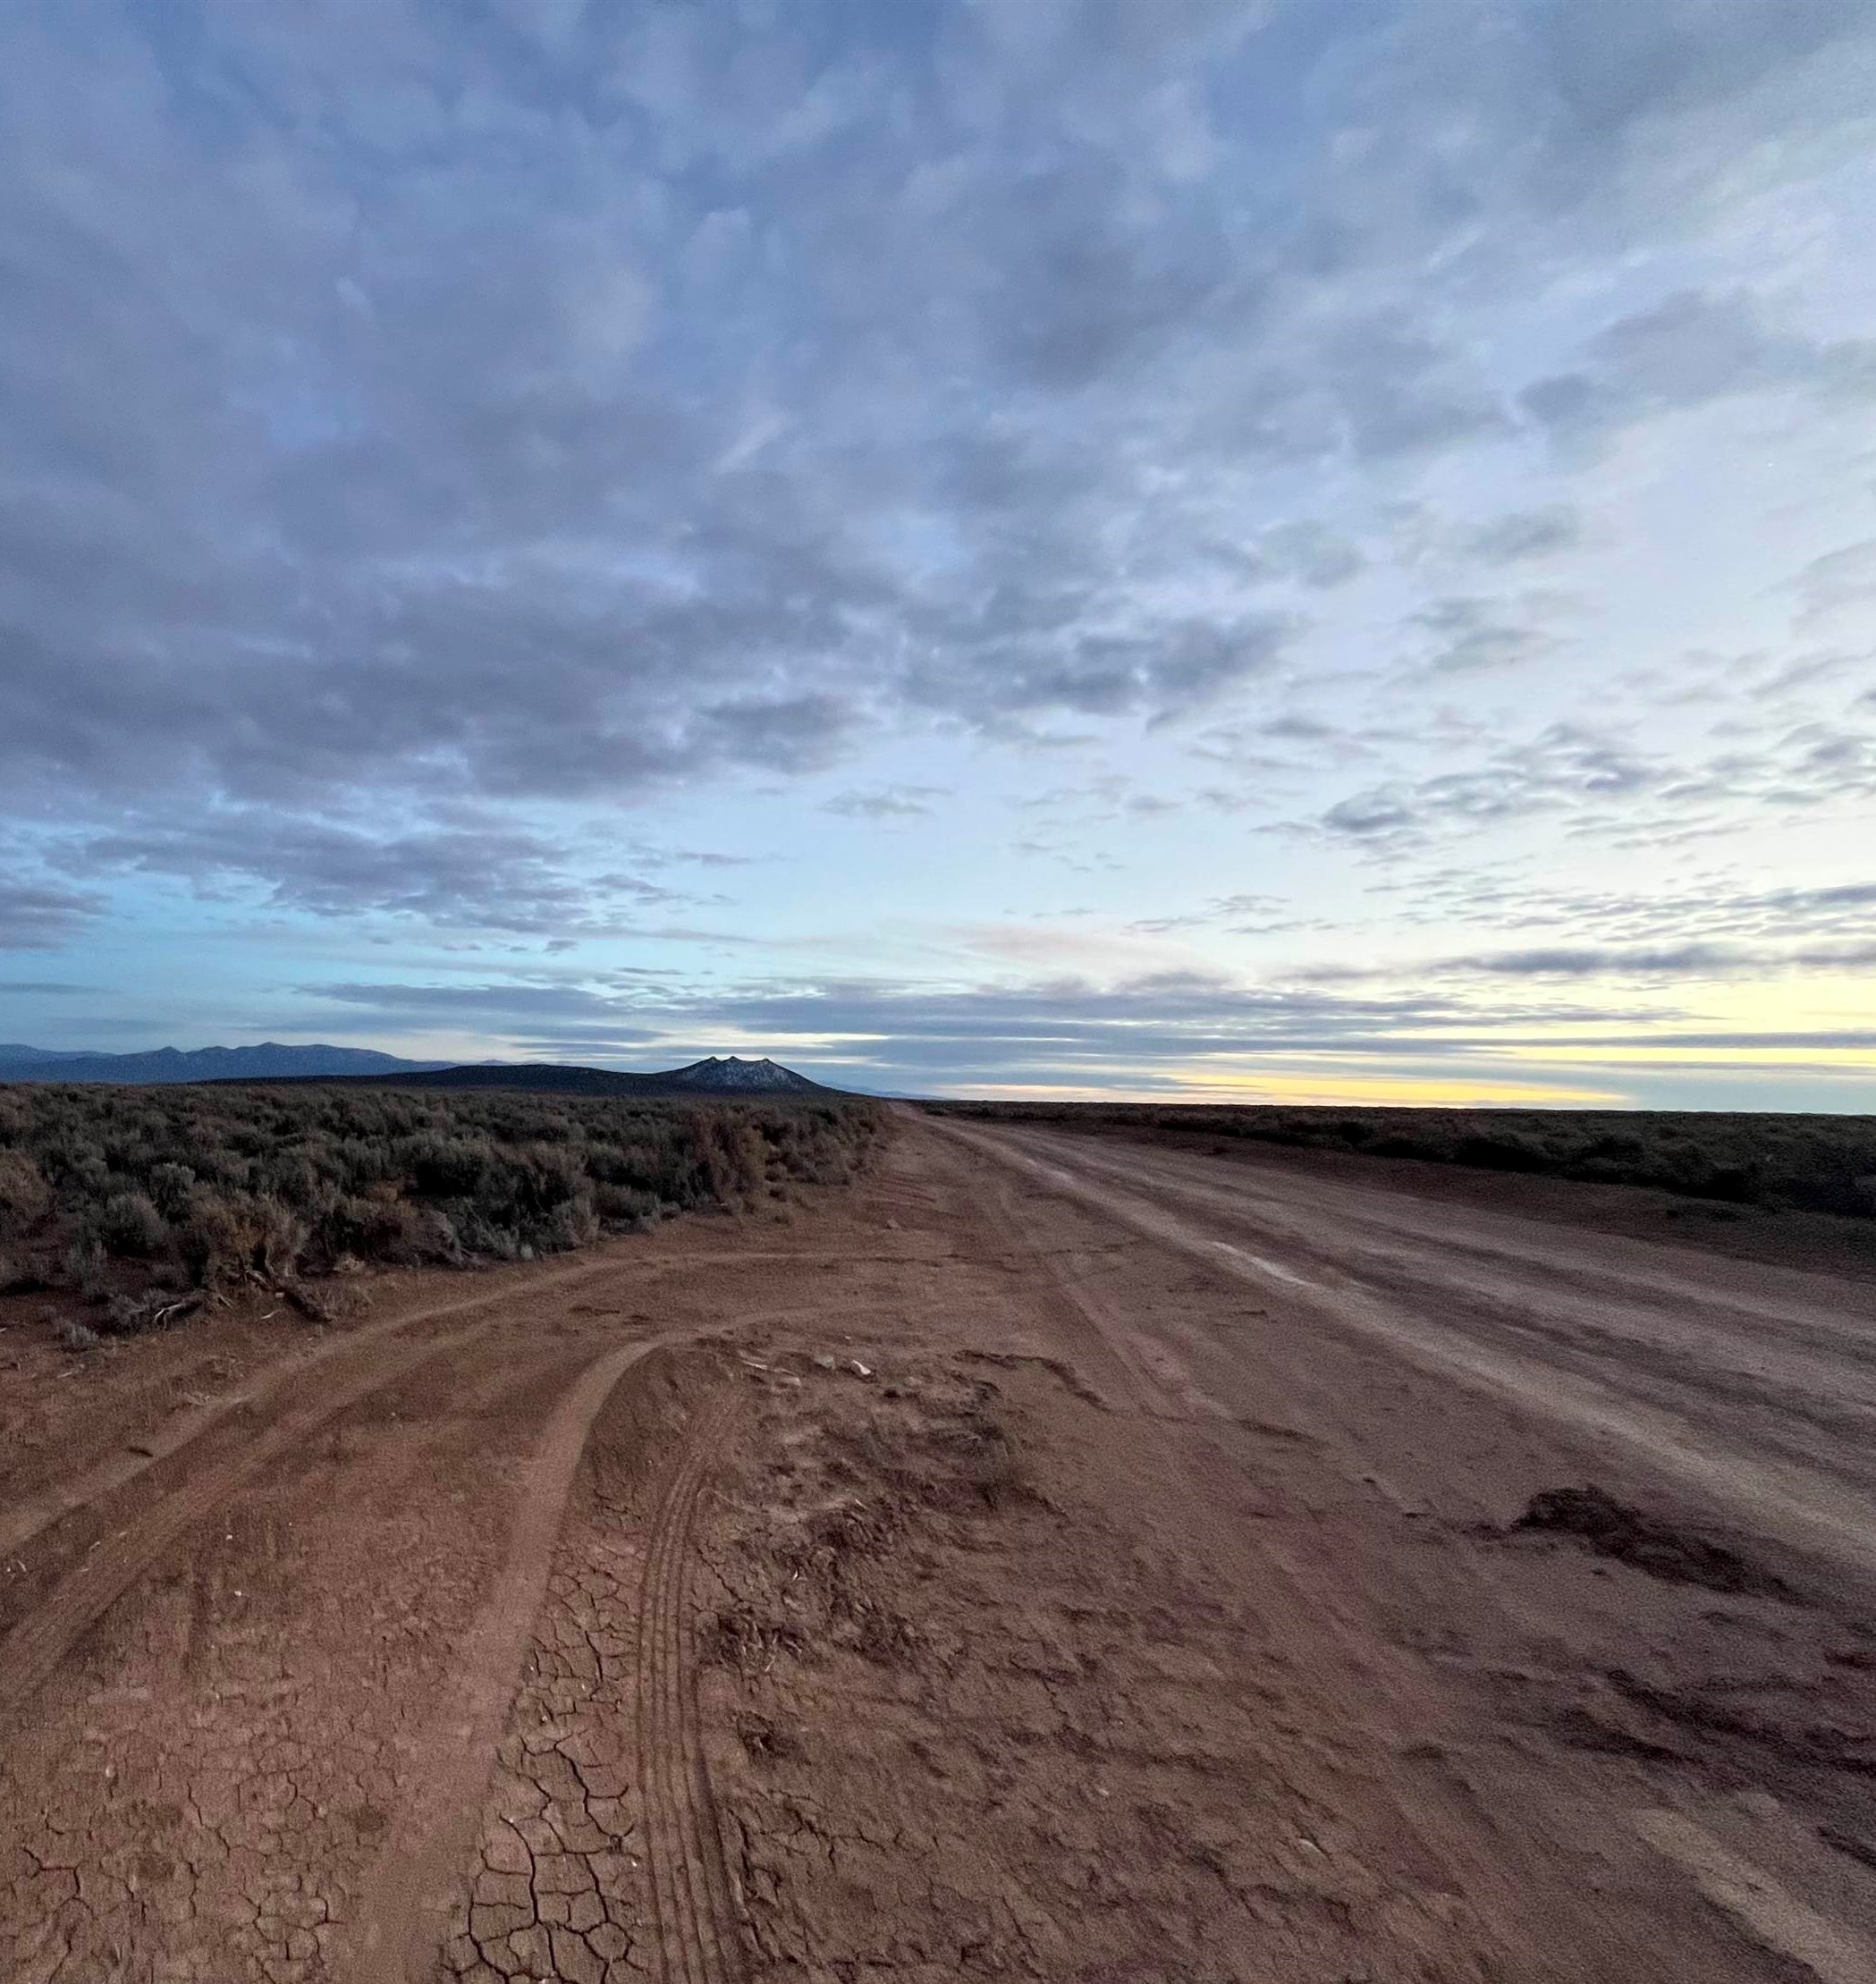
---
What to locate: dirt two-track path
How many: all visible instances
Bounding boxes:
[6,1112,1876,1982]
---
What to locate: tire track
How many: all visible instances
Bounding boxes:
[337,1333,680,1983]
[636,1391,748,1984]
[0,1305,524,1719]
[941,1130,1179,1421]
[0,1239,853,1718]
[1,1243,879,1566]
[0,1248,638,1562]
[954,1120,1876,1591]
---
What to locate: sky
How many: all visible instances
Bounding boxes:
[2,0,1875,1107]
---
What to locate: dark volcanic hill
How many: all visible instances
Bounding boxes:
[660,1055,827,1094]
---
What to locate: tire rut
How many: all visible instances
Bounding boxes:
[0,1309,515,1719]
[637,1391,748,1984]
[2,1245,914,1567]
[0,1250,646,1564]
[338,1333,680,1983]
[957,1141,1179,1422]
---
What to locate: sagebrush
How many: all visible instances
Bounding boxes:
[0,1083,886,1310]
[925,1100,1876,1219]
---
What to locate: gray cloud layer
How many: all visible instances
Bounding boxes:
[0,881,107,950]
[2,0,1872,1103]
[2,4,1869,894]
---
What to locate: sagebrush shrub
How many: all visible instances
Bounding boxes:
[0,1149,51,1224]
[0,1079,885,1300]
[94,1191,168,1259]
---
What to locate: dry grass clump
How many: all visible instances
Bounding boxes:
[0,1083,886,1322]
[925,1100,1876,1220]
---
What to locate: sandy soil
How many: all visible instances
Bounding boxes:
[4,1112,1876,1981]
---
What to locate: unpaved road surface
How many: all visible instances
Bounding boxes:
[5,1113,1876,1982]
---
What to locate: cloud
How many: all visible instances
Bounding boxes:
[1789,539,1876,625]
[1324,311,1511,460]
[1469,508,1582,564]
[1492,940,1876,977]
[1312,723,1661,847]
[55,810,731,935]
[1373,868,1876,953]
[1409,597,1562,674]
[823,785,949,820]
[0,0,1872,1116]
[1520,289,1876,441]
[0,881,106,949]
[296,966,1480,1070]
[1306,713,1876,852]
[307,981,644,1022]
[1128,891,1297,935]
[283,954,1876,1100]
[1228,520,1366,590]
[1390,939,1876,982]
[0,0,1323,864]
[5,0,1857,848]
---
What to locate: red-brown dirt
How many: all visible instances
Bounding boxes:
[5,1111,1876,1981]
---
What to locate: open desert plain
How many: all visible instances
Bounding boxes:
[6,1102,1876,1984]
[10,2,1876,1980]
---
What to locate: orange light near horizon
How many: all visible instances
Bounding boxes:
[931,1071,1629,1107]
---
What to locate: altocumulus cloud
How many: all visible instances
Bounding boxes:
[0,0,1872,1099]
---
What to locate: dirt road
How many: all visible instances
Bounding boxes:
[4,1113,1876,1981]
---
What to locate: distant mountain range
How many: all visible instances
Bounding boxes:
[0,1043,448,1085]
[0,1043,838,1097]
[366,1055,836,1098]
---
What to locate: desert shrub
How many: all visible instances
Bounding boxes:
[594,1181,657,1228]
[0,1076,885,1307]
[176,1189,307,1287]
[396,1130,494,1199]
[0,1148,53,1228]
[260,1148,330,1209]
[147,1161,197,1220]
[515,1140,588,1213]
[93,1190,168,1259]
[1454,1134,1548,1174]
[412,1206,464,1263]
[56,1316,101,1354]
[542,1194,600,1252]
[64,1234,106,1296]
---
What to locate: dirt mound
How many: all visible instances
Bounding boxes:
[1513,1484,1789,1599]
